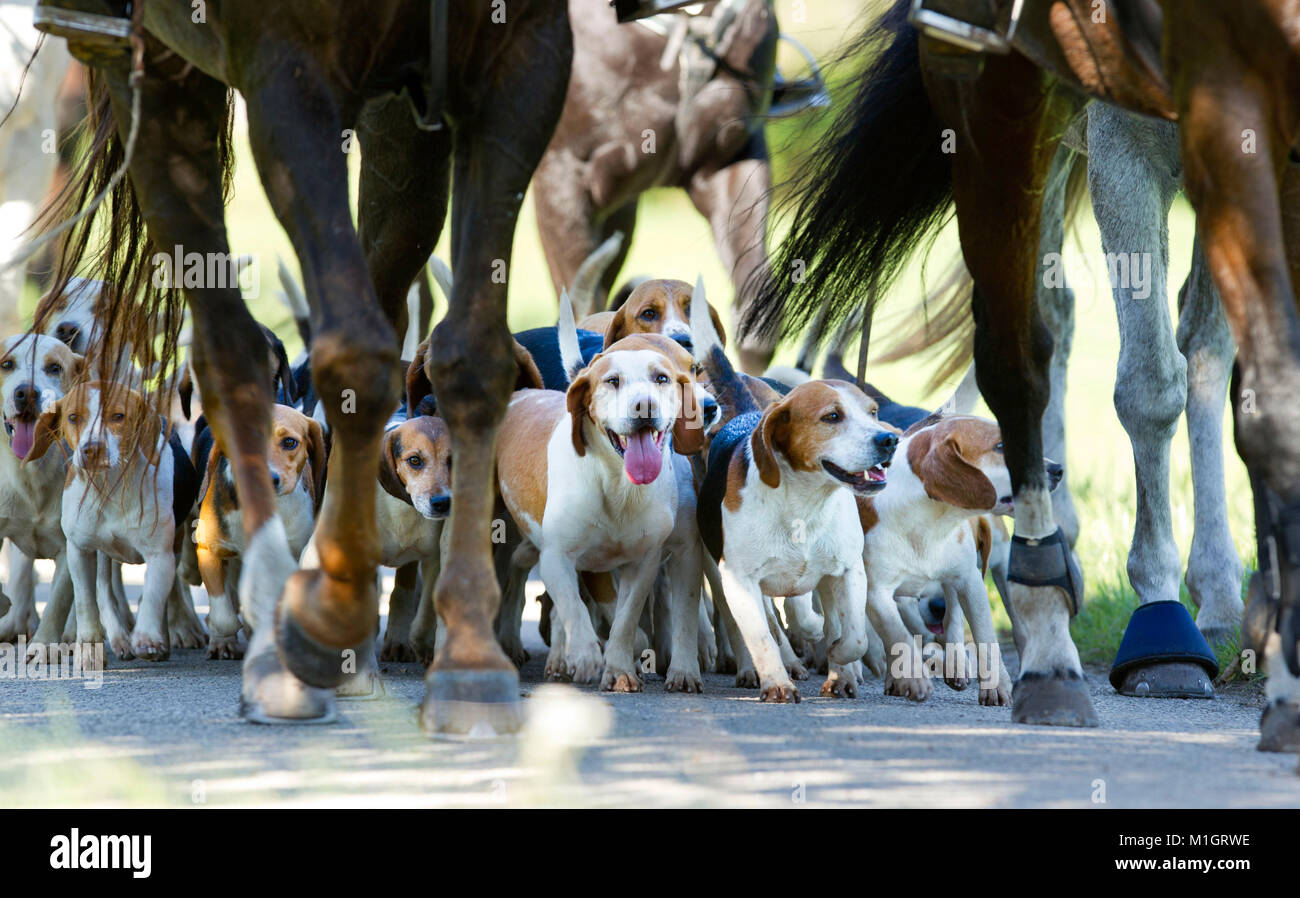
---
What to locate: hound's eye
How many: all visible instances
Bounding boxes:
[691,364,703,377]
[0,359,13,371]
[605,376,620,389]
[654,373,670,385]
[280,437,299,451]
[639,308,658,321]
[111,412,125,423]
[406,455,424,469]
[821,410,842,424]
[45,363,62,376]
[870,407,878,418]
[995,441,1004,453]
[446,455,453,471]
[67,414,79,424]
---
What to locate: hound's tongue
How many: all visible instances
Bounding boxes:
[624,429,662,485]
[9,420,34,460]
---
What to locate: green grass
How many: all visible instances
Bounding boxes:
[22,0,1254,672]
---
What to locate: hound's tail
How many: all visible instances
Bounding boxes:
[277,256,313,349]
[743,0,952,350]
[691,276,759,422]
[568,231,625,320]
[557,287,584,385]
[427,256,453,305]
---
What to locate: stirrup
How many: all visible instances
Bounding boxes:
[908,0,1024,55]
[34,1,133,66]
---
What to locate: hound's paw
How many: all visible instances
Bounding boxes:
[130,631,170,662]
[0,610,30,643]
[170,622,208,650]
[378,637,417,663]
[207,635,243,660]
[665,667,704,694]
[26,640,70,666]
[758,680,800,703]
[787,660,809,681]
[411,637,437,668]
[715,646,737,675]
[884,674,932,702]
[498,639,529,669]
[697,638,717,674]
[734,668,759,689]
[601,667,642,693]
[566,643,604,685]
[819,674,857,698]
[945,674,970,691]
[979,680,1012,707]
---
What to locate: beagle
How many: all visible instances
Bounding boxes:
[856,414,1033,705]
[0,334,83,646]
[376,414,452,664]
[187,404,325,659]
[28,381,199,663]
[578,278,727,356]
[495,339,706,690]
[697,379,898,702]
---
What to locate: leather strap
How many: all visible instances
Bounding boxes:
[1007,527,1083,616]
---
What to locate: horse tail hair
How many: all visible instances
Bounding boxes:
[873,146,1090,395]
[568,231,624,320]
[33,69,234,492]
[743,0,952,348]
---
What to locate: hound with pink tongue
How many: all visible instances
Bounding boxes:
[8,420,36,460]
[620,428,664,485]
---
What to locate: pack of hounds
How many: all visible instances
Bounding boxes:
[0,246,1051,707]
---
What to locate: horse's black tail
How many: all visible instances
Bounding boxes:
[743,0,952,348]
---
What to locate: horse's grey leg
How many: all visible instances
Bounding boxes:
[1088,107,1185,607]
[1175,238,1243,644]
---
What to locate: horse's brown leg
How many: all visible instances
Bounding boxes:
[1166,0,1300,739]
[420,9,573,736]
[101,61,332,720]
[687,136,774,373]
[928,47,1098,726]
[242,62,397,693]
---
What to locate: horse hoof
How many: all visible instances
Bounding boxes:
[1114,661,1215,699]
[1257,700,1300,753]
[419,669,522,740]
[240,647,337,725]
[336,667,386,700]
[1012,672,1099,727]
[1197,626,1236,651]
[274,603,359,690]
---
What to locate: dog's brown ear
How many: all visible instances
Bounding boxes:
[139,412,163,469]
[26,401,62,462]
[64,353,86,392]
[306,418,328,508]
[972,516,993,577]
[603,304,631,348]
[566,370,594,456]
[671,372,705,456]
[706,302,728,350]
[752,400,790,488]
[196,438,222,508]
[378,428,413,505]
[406,338,434,418]
[911,430,997,511]
[512,339,544,391]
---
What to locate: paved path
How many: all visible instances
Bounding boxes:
[1,586,1296,808]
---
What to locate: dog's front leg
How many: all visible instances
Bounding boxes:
[409,558,441,666]
[952,569,1011,706]
[816,564,870,697]
[197,546,241,660]
[67,545,122,663]
[0,545,37,640]
[130,552,174,661]
[868,577,931,702]
[28,553,74,651]
[766,597,809,680]
[716,565,798,702]
[665,543,705,693]
[538,551,604,684]
[381,561,420,663]
[603,557,662,693]
[782,592,825,643]
[939,582,971,691]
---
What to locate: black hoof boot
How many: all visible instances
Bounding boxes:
[1012,671,1100,727]
[1110,600,1219,698]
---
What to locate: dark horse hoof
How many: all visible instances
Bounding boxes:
[274,601,360,690]
[1012,672,1099,727]
[419,669,522,740]
[239,644,337,725]
[1109,600,1219,698]
[1257,700,1300,753]
[1114,661,1215,699]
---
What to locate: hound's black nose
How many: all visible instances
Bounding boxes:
[12,383,31,410]
[270,471,281,491]
[873,431,898,454]
[429,495,451,517]
[672,333,694,353]
[54,322,80,347]
[926,595,946,622]
[700,395,719,427]
[1046,460,1064,491]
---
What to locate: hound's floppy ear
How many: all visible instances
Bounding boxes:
[306,417,328,507]
[26,401,63,462]
[973,516,993,577]
[406,338,434,417]
[705,303,728,349]
[378,428,413,505]
[263,326,296,405]
[140,412,163,469]
[177,360,194,420]
[512,339,544,391]
[64,353,86,391]
[196,438,222,508]
[603,304,632,348]
[911,429,997,511]
[752,400,790,488]
[566,368,594,456]
[671,371,706,456]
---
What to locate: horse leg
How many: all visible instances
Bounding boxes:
[242,65,396,703]
[940,54,1097,726]
[421,13,572,735]
[687,135,774,373]
[1175,237,1243,643]
[100,61,330,720]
